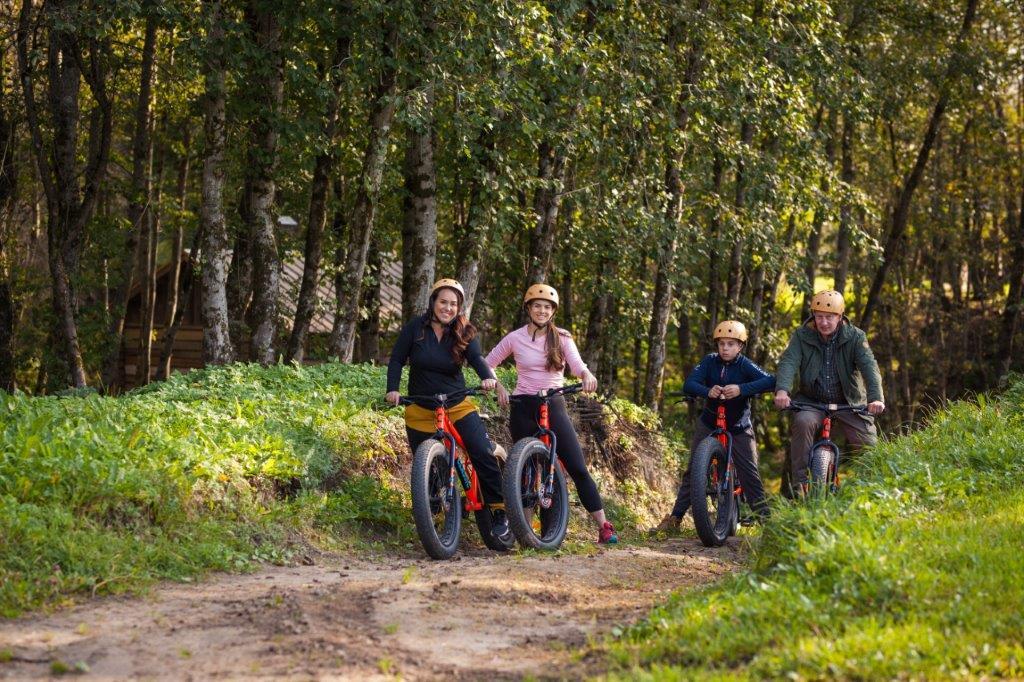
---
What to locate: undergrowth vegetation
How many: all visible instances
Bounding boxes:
[0,362,671,617]
[603,379,1024,680]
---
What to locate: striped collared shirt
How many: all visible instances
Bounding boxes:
[814,331,843,404]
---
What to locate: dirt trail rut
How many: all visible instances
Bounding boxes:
[0,539,740,680]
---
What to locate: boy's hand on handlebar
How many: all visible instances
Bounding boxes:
[385,391,401,406]
[774,390,791,409]
[720,384,741,400]
[480,378,497,392]
[581,371,598,393]
[867,400,885,415]
[708,385,724,399]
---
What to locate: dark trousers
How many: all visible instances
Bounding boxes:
[787,405,877,487]
[406,410,504,506]
[671,420,767,518]
[509,395,604,513]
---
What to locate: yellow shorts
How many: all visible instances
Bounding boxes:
[404,398,478,433]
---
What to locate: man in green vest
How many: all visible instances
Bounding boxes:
[774,290,885,496]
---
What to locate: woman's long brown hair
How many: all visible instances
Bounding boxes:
[421,292,477,365]
[528,304,565,372]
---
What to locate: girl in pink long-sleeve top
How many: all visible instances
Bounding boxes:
[485,284,618,544]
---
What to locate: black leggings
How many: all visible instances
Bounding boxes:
[509,395,603,513]
[406,410,504,506]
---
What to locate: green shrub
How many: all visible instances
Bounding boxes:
[602,380,1024,680]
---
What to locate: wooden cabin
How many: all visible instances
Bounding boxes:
[121,252,402,386]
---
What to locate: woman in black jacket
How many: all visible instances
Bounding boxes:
[385,278,511,545]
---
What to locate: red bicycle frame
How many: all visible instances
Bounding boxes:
[711,403,742,497]
[434,405,484,514]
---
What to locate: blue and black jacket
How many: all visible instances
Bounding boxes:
[683,353,775,433]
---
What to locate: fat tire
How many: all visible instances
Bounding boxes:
[503,437,569,550]
[411,438,461,560]
[808,446,835,498]
[689,437,735,547]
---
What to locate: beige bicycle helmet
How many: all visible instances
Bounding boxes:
[430,278,466,303]
[809,289,845,315]
[523,283,559,308]
[713,320,748,343]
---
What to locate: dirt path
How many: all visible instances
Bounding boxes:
[0,538,741,680]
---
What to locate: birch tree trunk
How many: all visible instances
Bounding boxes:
[199,0,234,365]
[245,3,284,365]
[456,94,504,317]
[16,0,113,388]
[401,88,437,322]
[330,25,399,361]
[285,29,349,363]
[641,0,709,409]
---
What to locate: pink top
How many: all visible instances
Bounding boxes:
[485,326,589,395]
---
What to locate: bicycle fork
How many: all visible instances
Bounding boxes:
[538,428,559,509]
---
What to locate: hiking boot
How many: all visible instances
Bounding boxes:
[650,514,681,533]
[491,509,513,545]
[598,521,618,544]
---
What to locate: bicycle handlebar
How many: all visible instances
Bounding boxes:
[508,383,585,403]
[784,400,869,415]
[396,386,482,407]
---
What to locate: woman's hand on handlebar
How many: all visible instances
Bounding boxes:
[496,382,510,408]
[385,391,401,406]
[867,400,885,415]
[774,390,791,410]
[581,370,598,393]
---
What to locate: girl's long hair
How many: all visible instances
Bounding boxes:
[421,291,477,365]
[527,303,565,372]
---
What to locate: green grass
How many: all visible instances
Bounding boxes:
[0,361,670,616]
[0,362,410,616]
[601,379,1024,679]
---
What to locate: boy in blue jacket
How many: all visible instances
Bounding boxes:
[652,320,775,532]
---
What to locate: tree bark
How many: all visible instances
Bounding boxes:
[199,0,234,365]
[330,24,399,361]
[101,12,158,389]
[165,126,191,330]
[401,89,437,322]
[582,252,616,372]
[834,113,855,294]
[17,0,113,388]
[703,150,724,346]
[244,2,284,365]
[641,0,709,409]
[456,92,504,317]
[860,0,980,332]
[725,118,754,315]
[358,237,382,362]
[156,226,203,381]
[285,31,349,363]
[802,110,836,317]
[524,140,567,290]
[0,49,16,392]
[138,141,166,384]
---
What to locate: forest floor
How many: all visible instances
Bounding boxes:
[0,536,739,680]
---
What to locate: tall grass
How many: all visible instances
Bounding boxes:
[603,380,1024,679]
[0,362,408,616]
